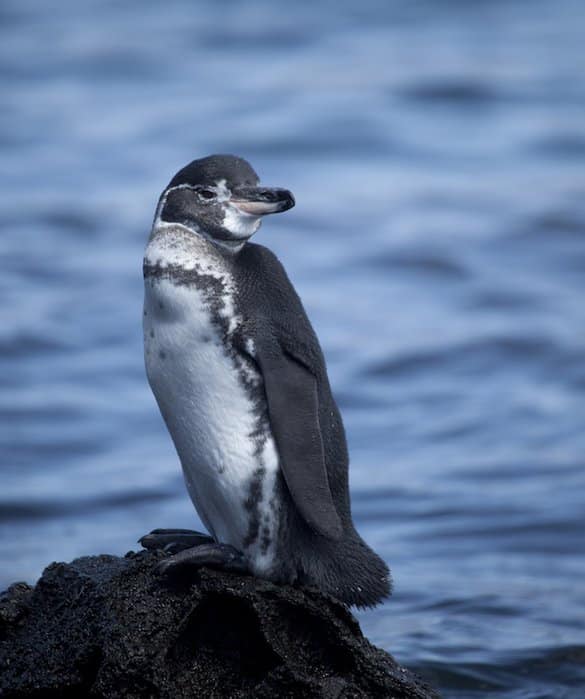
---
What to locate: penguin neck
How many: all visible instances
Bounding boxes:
[145,221,227,272]
[147,219,245,270]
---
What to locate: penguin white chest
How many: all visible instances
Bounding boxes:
[143,269,280,574]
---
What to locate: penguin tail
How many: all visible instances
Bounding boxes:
[295,530,392,609]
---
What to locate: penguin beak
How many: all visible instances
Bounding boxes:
[230,186,295,216]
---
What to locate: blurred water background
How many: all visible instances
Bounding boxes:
[1,1,585,696]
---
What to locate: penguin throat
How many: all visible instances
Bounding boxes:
[153,220,239,258]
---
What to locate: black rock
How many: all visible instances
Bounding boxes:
[0,550,439,698]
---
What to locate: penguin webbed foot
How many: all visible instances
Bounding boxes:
[139,528,213,554]
[156,543,247,576]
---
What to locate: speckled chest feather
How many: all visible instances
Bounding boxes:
[143,223,280,574]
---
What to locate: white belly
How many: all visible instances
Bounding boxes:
[143,275,280,574]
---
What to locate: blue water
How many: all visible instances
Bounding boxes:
[1,1,585,696]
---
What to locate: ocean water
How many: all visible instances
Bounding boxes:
[1,1,584,696]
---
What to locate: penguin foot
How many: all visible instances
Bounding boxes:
[156,543,247,576]
[139,528,213,554]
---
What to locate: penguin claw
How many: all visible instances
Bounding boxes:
[139,528,213,552]
[155,543,247,576]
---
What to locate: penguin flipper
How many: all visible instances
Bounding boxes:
[257,348,343,541]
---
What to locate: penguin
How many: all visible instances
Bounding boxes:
[140,154,391,608]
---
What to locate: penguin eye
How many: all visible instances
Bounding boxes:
[199,189,216,200]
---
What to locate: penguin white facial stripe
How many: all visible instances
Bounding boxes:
[153,184,200,224]
[214,179,231,202]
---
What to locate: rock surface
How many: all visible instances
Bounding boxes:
[0,550,439,698]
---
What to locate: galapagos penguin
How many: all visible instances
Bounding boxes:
[141,154,390,607]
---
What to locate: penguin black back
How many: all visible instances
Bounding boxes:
[232,242,391,607]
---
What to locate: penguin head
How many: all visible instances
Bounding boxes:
[155,155,295,251]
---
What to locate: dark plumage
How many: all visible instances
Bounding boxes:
[231,243,391,607]
[168,154,259,190]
